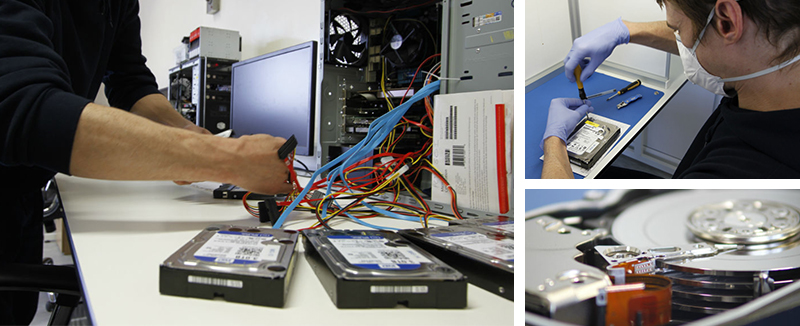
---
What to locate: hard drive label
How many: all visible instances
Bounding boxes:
[327,235,433,270]
[566,123,604,155]
[432,231,514,261]
[194,231,281,264]
[483,221,514,232]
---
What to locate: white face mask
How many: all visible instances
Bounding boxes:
[675,6,800,97]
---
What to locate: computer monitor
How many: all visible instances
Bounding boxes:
[230,41,317,156]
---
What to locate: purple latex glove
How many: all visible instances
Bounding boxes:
[564,17,630,83]
[541,98,594,149]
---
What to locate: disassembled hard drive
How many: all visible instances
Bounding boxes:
[159,225,298,307]
[526,190,800,325]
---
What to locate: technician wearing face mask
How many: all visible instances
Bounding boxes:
[541,0,800,179]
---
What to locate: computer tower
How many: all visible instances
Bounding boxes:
[167,57,238,134]
[317,0,514,218]
[319,0,442,164]
[318,0,514,162]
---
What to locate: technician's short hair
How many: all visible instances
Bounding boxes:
[657,0,800,64]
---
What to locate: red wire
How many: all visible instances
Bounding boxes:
[398,54,441,105]
[269,67,446,223]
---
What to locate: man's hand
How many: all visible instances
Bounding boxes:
[226,135,293,195]
[564,17,630,83]
[541,98,594,149]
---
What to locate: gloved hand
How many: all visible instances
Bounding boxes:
[564,17,630,83]
[541,98,594,149]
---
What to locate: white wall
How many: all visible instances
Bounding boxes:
[525,0,572,83]
[579,0,670,78]
[137,0,321,89]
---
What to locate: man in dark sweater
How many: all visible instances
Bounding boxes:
[540,0,800,178]
[0,1,292,323]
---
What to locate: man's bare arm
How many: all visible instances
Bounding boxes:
[625,21,679,55]
[130,93,210,134]
[542,136,575,179]
[69,103,292,194]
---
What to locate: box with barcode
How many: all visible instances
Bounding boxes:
[431,90,513,215]
[159,225,298,307]
[301,229,467,309]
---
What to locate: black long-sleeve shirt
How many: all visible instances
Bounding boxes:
[674,97,800,178]
[0,0,159,192]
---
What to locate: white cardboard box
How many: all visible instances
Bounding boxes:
[431,90,513,215]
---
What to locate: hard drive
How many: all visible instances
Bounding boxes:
[301,229,467,309]
[448,216,514,236]
[159,225,298,307]
[398,225,514,300]
[526,190,800,325]
[565,117,620,169]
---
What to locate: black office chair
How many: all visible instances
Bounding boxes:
[0,263,81,325]
[0,178,83,326]
[43,178,65,233]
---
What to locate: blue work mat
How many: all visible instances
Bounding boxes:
[525,72,664,179]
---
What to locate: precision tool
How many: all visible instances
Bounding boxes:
[574,66,587,100]
[607,79,642,101]
[616,94,642,109]
[586,89,616,100]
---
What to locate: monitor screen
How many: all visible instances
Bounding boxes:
[230,41,317,156]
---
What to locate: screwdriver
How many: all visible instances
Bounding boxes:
[607,79,642,101]
[574,66,587,100]
[586,88,616,100]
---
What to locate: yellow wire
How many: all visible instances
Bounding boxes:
[381,58,394,110]
[419,126,432,139]
[315,164,407,217]
[422,158,445,176]
[411,144,433,165]
[398,177,430,227]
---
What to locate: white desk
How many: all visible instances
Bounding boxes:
[55,175,513,325]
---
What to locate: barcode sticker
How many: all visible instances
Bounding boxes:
[326,235,432,270]
[234,246,263,261]
[370,285,428,294]
[472,11,503,27]
[452,145,465,166]
[188,275,243,289]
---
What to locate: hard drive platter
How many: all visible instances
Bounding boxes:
[526,190,800,325]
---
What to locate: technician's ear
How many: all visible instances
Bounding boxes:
[714,0,744,45]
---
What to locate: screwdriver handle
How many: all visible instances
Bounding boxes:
[574,66,587,100]
[607,79,641,101]
[621,79,642,94]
